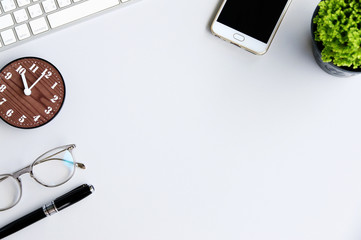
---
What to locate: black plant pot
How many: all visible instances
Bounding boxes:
[311,5,361,77]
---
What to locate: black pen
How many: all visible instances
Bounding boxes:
[0,184,94,239]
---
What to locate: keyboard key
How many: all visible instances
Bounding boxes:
[13,9,29,23]
[1,0,16,12]
[15,23,31,40]
[16,0,30,7]
[42,0,57,13]
[28,3,43,18]
[1,29,16,45]
[29,17,48,35]
[57,0,71,8]
[48,0,119,28]
[0,14,14,30]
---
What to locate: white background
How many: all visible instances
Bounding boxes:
[1,0,361,239]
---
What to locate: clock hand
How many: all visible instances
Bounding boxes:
[20,73,31,96]
[29,71,46,90]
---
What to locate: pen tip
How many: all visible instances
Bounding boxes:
[89,185,95,193]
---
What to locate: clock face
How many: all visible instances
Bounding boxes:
[0,57,65,129]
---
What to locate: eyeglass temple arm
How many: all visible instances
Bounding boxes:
[3,159,86,180]
[37,147,85,169]
[34,158,86,169]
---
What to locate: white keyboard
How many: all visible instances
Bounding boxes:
[0,0,132,52]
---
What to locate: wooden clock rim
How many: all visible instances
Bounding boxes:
[0,56,66,129]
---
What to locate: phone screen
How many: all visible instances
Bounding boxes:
[217,0,289,43]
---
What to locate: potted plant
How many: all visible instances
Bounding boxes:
[311,0,361,77]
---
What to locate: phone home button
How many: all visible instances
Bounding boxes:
[233,33,245,42]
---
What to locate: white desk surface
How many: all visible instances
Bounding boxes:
[1,0,361,239]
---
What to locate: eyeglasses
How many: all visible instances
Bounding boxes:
[0,144,85,211]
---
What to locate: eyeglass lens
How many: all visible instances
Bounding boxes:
[32,147,76,187]
[0,175,21,210]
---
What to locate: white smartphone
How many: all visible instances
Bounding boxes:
[211,0,292,55]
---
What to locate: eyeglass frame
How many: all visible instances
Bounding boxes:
[0,144,85,211]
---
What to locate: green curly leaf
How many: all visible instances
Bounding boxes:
[314,0,361,68]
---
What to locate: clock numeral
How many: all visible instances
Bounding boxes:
[50,95,59,103]
[33,115,40,122]
[4,72,12,80]
[29,64,39,73]
[45,106,52,114]
[42,69,52,79]
[6,109,13,117]
[51,82,58,89]
[16,65,26,75]
[0,85,6,92]
[45,71,52,79]
[0,98,6,105]
[19,115,27,123]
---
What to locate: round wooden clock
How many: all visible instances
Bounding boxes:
[0,57,65,129]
